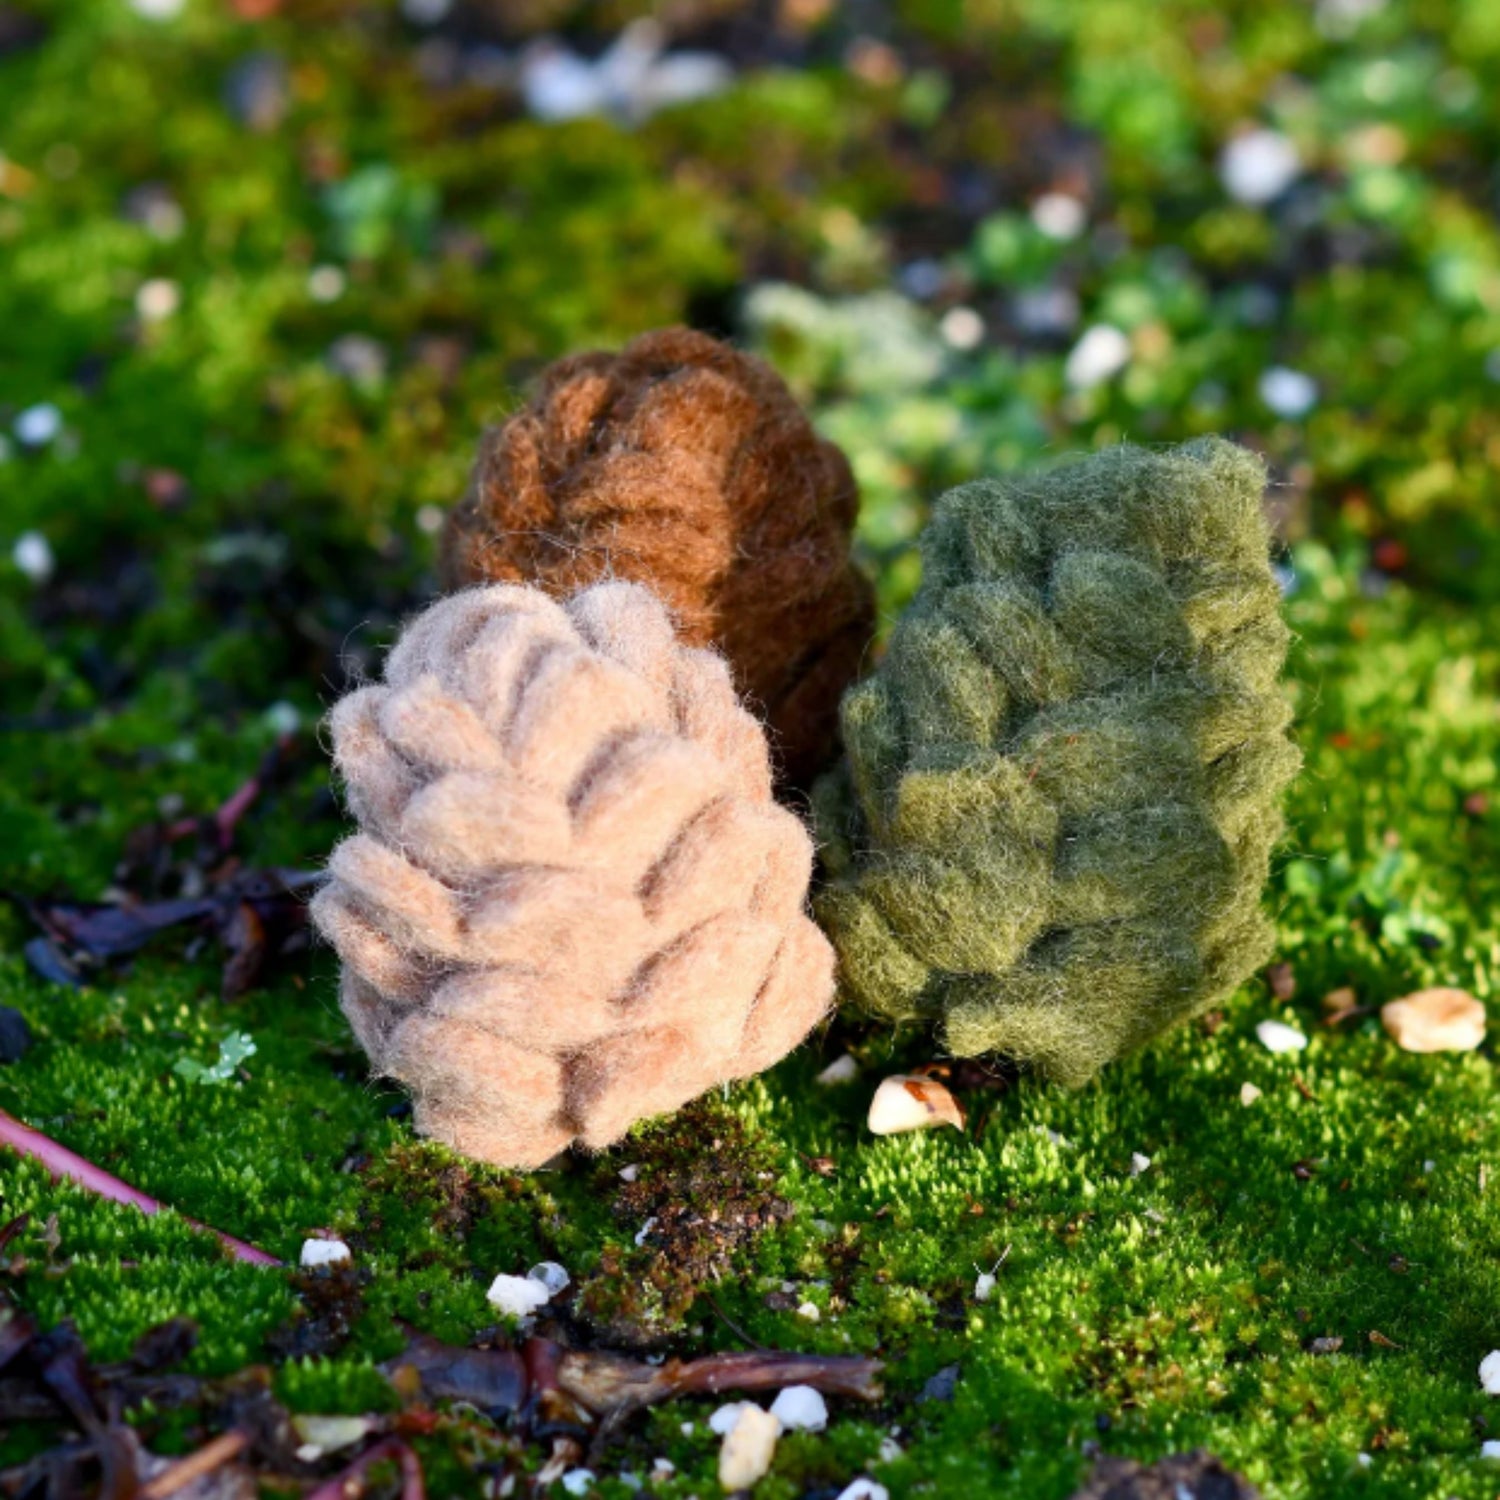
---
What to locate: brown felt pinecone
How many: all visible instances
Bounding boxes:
[311,580,835,1169]
[439,327,875,788]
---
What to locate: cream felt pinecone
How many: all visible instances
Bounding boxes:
[311,581,835,1168]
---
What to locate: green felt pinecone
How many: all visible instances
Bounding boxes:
[814,438,1301,1086]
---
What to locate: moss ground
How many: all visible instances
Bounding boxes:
[3,2,1500,1495]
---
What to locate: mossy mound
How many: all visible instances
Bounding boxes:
[815,439,1301,1085]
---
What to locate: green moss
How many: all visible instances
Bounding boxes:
[816,440,1301,1084]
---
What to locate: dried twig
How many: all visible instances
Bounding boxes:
[139,1429,251,1500]
[0,1109,281,1267]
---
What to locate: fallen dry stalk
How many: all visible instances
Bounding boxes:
[0,1108,281,1267]
[138,1429,251,1500]
[389,1331,884,1423]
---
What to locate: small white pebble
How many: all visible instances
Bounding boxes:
[940,305,985,351]
[135,277,180,322]
[867,1074,965,1135]
[796,1300,821,1322]
[1259,366,1318,419]
[1240,1082,1263,1106]
[634,1216,657,1246]
[836,1480,890,1500]
[618,1475,640,1492]
[1130,1152,1152,1176]
[718,1403,780,1491]
[770,1385,828,1432]
[1355,1451,1372,1468]
[1483,1440,1500,1460]
[679,1422,694,1437]
[12,531,54,584]
[877,1436,903,1464]
[308,265,346,303]
[974,1271,996,1303]
[14,403,62,447]
[402,0,452,22]
[1479,1349,1500,1394]
[1424,1160,1437,1174]
[1220,128,1301,205]
[709,1401,752,1436]
[560,1470,594,1497]
[528,1261,570,1296]
[416,503,445,535]
[618,1163,640,1182]
[651,1458,675,1480]
[299,1238,351,1268]
[291,1414,372,1458]
[263,701,300,736]
[485,1273,551,1318]
[1031,191,1086,240]
[130,0,185,17]
[1064,324,1130,390]
[815,1054,859,1085]
[1256,1019,1308,1053]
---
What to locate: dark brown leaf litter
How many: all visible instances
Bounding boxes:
[1070,1450,1260,1500]
[9,738,325,1001]
[574,1103,794,1347]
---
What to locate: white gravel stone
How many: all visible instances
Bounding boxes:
[299,1238,351,1268]
[1259,366,1318,418]
[1031,192,1086,240]
[770,1385,828,1432]
[12,531,54,584]
[485,1272,551,1318]
[1483,1439,1500,1460]
[527,1261,570,1297]
[1064,324,1131,390]
[130,0,186,18]
[1240,1082,1263,1106]
[796,1300,821,1322]
[974,1270,997,1302]
[15,403,62,447]
[560,1470,594,1496]
[291,1414,372,1459]
[815,1054,859,1085]
[836,1480,890,1500]
[1479,1350,1500,1394]
[1130,1152,1152,1176]
[308,265,346,303]
[709,1401,753,1436]
[1255,1019,1308,1053]
[867,1074,965,1135]
[940,306,985,350]
[135,278,180,321]
[717,1402,780,1491]
[1220,128,1301,205]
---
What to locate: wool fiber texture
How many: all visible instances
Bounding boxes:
[439,326,875,788]
[312,580,835,1168]
[814,439,1301,1086]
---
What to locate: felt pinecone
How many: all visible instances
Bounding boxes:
[814,439,1301,1086]
[439,327,875,788]
[311,580,835,1168]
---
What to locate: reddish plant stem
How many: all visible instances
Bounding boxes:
[0,1109,281,1268]
[306,1438,425,1500]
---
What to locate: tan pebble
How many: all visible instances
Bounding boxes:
[1382,987,1486,1053]
[718,1403,780,1491]
[867,1074,966,1135]
[1240,1082,1263,1106]
[1322,986,1358,1013]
